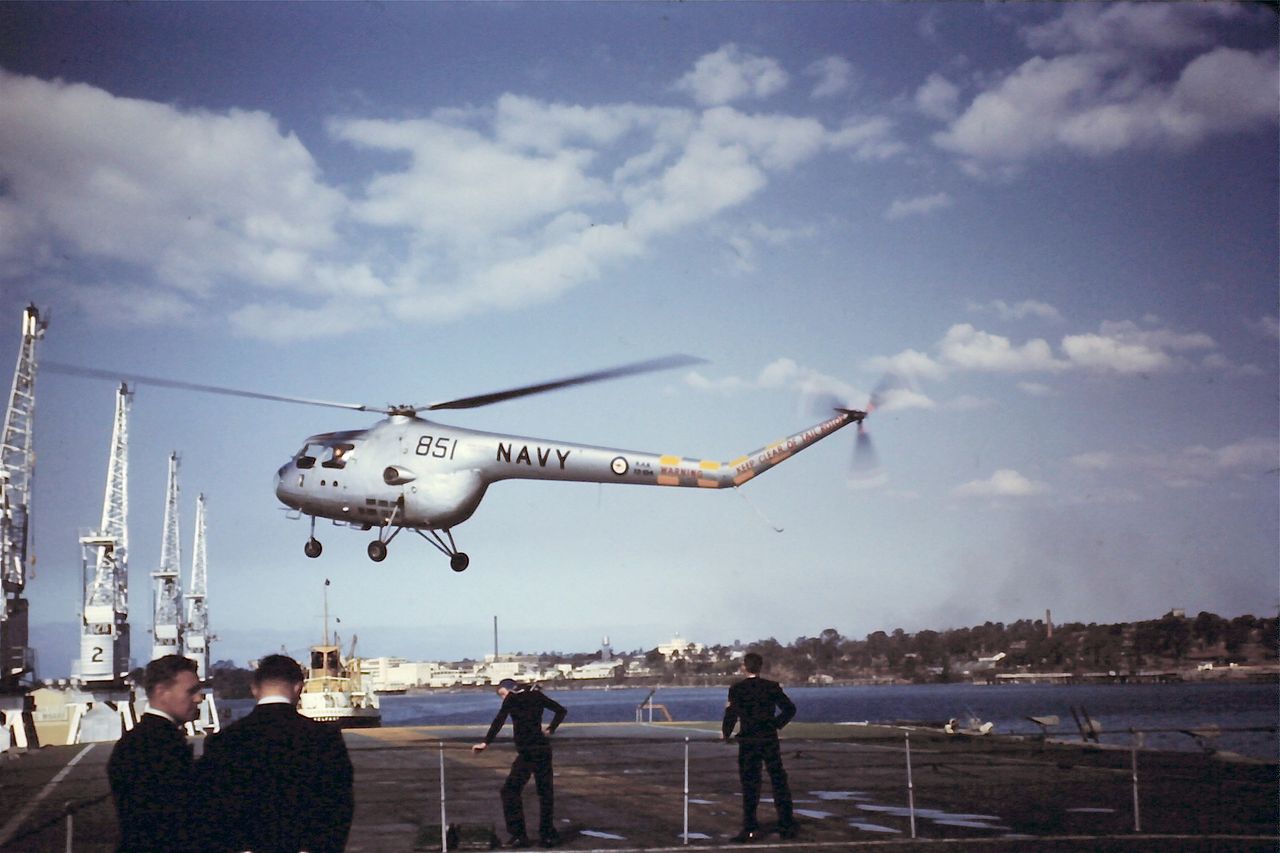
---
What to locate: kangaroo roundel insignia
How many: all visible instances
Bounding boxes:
[610,456,628,476]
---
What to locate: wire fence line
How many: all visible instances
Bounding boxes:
[9,725,1276,850]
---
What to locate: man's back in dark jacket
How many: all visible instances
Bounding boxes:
[722,675,796,740]
[201,702,354,853]
[483,688,567,750]
[107,713,197,852]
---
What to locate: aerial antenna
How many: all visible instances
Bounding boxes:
[734,486,784,534]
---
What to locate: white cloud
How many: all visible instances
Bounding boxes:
[971,299,1063,322]
[2,68,861,339]
[1070,451,1115,471]
[492,94,657,154]
[1249,314,1279,340]
[954,469,1049,497]
[1017,381,1053,397]
[871,316,1229,388]
[0,70,346,313]
[335,116,611,242]
[879,387,935,412]
[865,349,947,382]
[684,371,752,396]
[1071,437,1279,488]
[915,73,961,121]
[685,358,908,410]
[1023,3,1242,54]
[674,44,789,107]
[938,324,1065,373]
[720,220,817,273]
[934,4,1278,166]
[829,115,905,161]
[1061,319,1214,374]
[885,192,953,221]
[807,56,856,99]
[699,107,827,170]
[229,299,387,341]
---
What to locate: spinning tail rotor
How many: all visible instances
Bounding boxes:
[810,373,903,483]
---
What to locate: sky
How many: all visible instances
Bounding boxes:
[0,2,1276,676]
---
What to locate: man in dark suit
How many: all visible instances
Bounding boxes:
[473,679,567,848]
[107,654,204,852]
[721,651,798,842]
[202,654,354,853]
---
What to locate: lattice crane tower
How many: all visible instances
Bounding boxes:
[78,383,133,685]
[185,493,211,678]
[151,452,184,661]
[0,305,46,749]
[185,492,220,732]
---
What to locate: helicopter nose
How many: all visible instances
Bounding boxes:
[274,462,292,498]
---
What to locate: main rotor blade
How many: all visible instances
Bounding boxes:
[43,362,379,413]
[425,354,705,411]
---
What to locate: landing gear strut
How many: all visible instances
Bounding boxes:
[413,527,469,572]
[304,516,322,558]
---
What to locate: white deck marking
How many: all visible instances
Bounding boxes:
[0,743,97,847]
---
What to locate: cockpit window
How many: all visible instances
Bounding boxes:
[295,431,364,471]
[321,443,356,469]
[295,442,321,469]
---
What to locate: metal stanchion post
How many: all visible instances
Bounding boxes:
[1130,730,1142,833]
[905,732,917,839]
[440,741,448,851]
[683,736,690,845]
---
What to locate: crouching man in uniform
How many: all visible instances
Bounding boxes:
[473,679,567,848]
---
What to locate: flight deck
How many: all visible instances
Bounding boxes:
[2,721,1275,851]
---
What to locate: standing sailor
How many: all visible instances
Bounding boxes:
[721,651,798,842]
[107,655,204,852]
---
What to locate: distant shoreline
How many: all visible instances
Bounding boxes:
[390,664,1279,694]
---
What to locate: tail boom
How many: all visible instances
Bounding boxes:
[480,408,864,489]
[656,408,863,488]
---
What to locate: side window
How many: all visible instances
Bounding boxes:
[296,443,319,469]
[321,443,355,469]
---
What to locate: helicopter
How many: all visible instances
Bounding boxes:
[47,356,871,572]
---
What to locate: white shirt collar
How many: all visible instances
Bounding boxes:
[256,695,294,706]
[144,706,178,724]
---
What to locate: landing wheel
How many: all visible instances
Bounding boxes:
[368,540,388,562]
[304,538,322,559]
[450,552,470,573]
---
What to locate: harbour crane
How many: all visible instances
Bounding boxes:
[184,492,219,732]
[151,452,184,662]
[68,383,137,742]
[77,384,133,686]
[0,305,45,750]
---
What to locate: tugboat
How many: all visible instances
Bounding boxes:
[298,581,381,728]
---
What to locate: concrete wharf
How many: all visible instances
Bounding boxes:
[1,721,1275,851]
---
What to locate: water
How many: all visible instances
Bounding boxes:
[215,682,1276,759]
[359,682,1276,759]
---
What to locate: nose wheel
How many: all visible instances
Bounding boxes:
[304,538,322,559]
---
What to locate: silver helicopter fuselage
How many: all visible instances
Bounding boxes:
[274,409,860,532]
